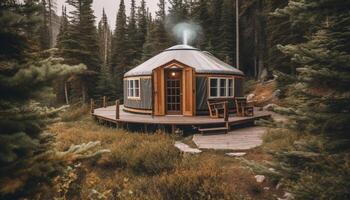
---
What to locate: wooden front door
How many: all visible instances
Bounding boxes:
[165,69,182,115]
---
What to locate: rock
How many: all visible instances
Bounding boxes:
[268,168,276,172]
[263,187,270,190]
[277,192,294,200]
[225,152,246,157]
[276,182,282,190]
[271,89,281,98]
[247,93,255,101]
[255,175,266,183]
[174,141,202,154]
[263,103,278,111]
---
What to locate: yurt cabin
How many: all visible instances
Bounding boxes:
[123,45,245,116]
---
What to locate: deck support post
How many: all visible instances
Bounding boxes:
[115,100,120,120]
[90,98,94,114]
[144,124,148,133]
[103,96,107,108]
[171,124,176,134]
[224,101,229,133]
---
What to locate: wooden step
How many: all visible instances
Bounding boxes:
[198,127,228,134]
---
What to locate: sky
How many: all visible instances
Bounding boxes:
[56,0,164,30]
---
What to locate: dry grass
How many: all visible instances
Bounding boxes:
[262,128,299,151]
[45,112,280,200]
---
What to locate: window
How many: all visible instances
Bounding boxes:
[210,78,218,97]
[127,79,140,99]
[209,77,234,98]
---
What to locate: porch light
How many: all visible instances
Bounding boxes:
[171,72,176,77]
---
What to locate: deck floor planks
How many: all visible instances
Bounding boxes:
[93,105,271,126]
[193,126,267,150]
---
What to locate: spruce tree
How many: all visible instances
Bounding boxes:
[39,0,51,50]
[192,0,211,49]
[218,0,235,64]
[168,0,188,23]
[98,9,112,70]
[96,9,115,99]
[126,0,139,68]
[209,0,223,53]
[111,0,128,98]
[142,14,156,61]
[57,0,101,103]
[154,0,171,51]
[135,0,148,63]
[269,1,350,198]
[0,0,84,197]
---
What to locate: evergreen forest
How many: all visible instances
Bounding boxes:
[0,0,349,199]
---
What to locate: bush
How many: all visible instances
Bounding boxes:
[156,161,242,200]
[287,156,350,200]
[60,105,89,122]
[262,128,298,151]
[109,134,180,174]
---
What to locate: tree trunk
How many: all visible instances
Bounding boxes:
[64,81,69,105]
[82,83,87,104]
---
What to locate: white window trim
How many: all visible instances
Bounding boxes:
[208,77,235,98]
[126,78,141,100]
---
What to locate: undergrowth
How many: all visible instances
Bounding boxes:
[43,110,279,200]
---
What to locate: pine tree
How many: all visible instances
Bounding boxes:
[154,0,171,51]
[218,0,235,64]
[98,9,112,70]
[268,1,350,198]
[96,9,115,99]
[126,0,139,68]
[112,0,128,98]
[191,0,211,49]
[0,0,84,197]
[57,0,101,103]
[40,0,51,50]
[209,0,223,53]
[142,14,156,61]
[264,0,297,75]
[168,0,188,23]
[135,0,148,63]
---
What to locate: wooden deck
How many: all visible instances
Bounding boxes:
[92,105,271,128]
[193,126,266,150]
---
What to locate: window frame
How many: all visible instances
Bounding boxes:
[208,77,235,98]
[126,78,141,100]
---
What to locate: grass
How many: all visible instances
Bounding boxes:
[42,110,282,200]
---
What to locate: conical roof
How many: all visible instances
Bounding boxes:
[124,45,244,77]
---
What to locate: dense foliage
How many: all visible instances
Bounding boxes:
[0,0,84,197]
[264,0,350,199]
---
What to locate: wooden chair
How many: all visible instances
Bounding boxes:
[207,100,226,118]
[235,97,254,117]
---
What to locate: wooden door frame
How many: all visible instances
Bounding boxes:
[152,60,196,116]
[165,68,183,115]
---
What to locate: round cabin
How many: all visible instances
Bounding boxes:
[123,45,245,116]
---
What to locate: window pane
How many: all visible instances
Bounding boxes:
[228,79,233,96]
[210,78,217,88]
[210,88,217,97]
[210,78,218,97]
[220,79,226,97]
[135,80,139,88]
[130,80,134,89]
[127,81,130,97]
[135,88,140,97]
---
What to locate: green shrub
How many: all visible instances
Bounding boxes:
[287,157,350,200]
[110,134,180,174]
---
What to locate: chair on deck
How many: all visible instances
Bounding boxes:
[235,97,254,117]
[207,100,226,118]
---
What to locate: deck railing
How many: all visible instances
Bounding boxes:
[90,96,121,120]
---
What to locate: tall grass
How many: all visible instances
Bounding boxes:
[47,109,277,200]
